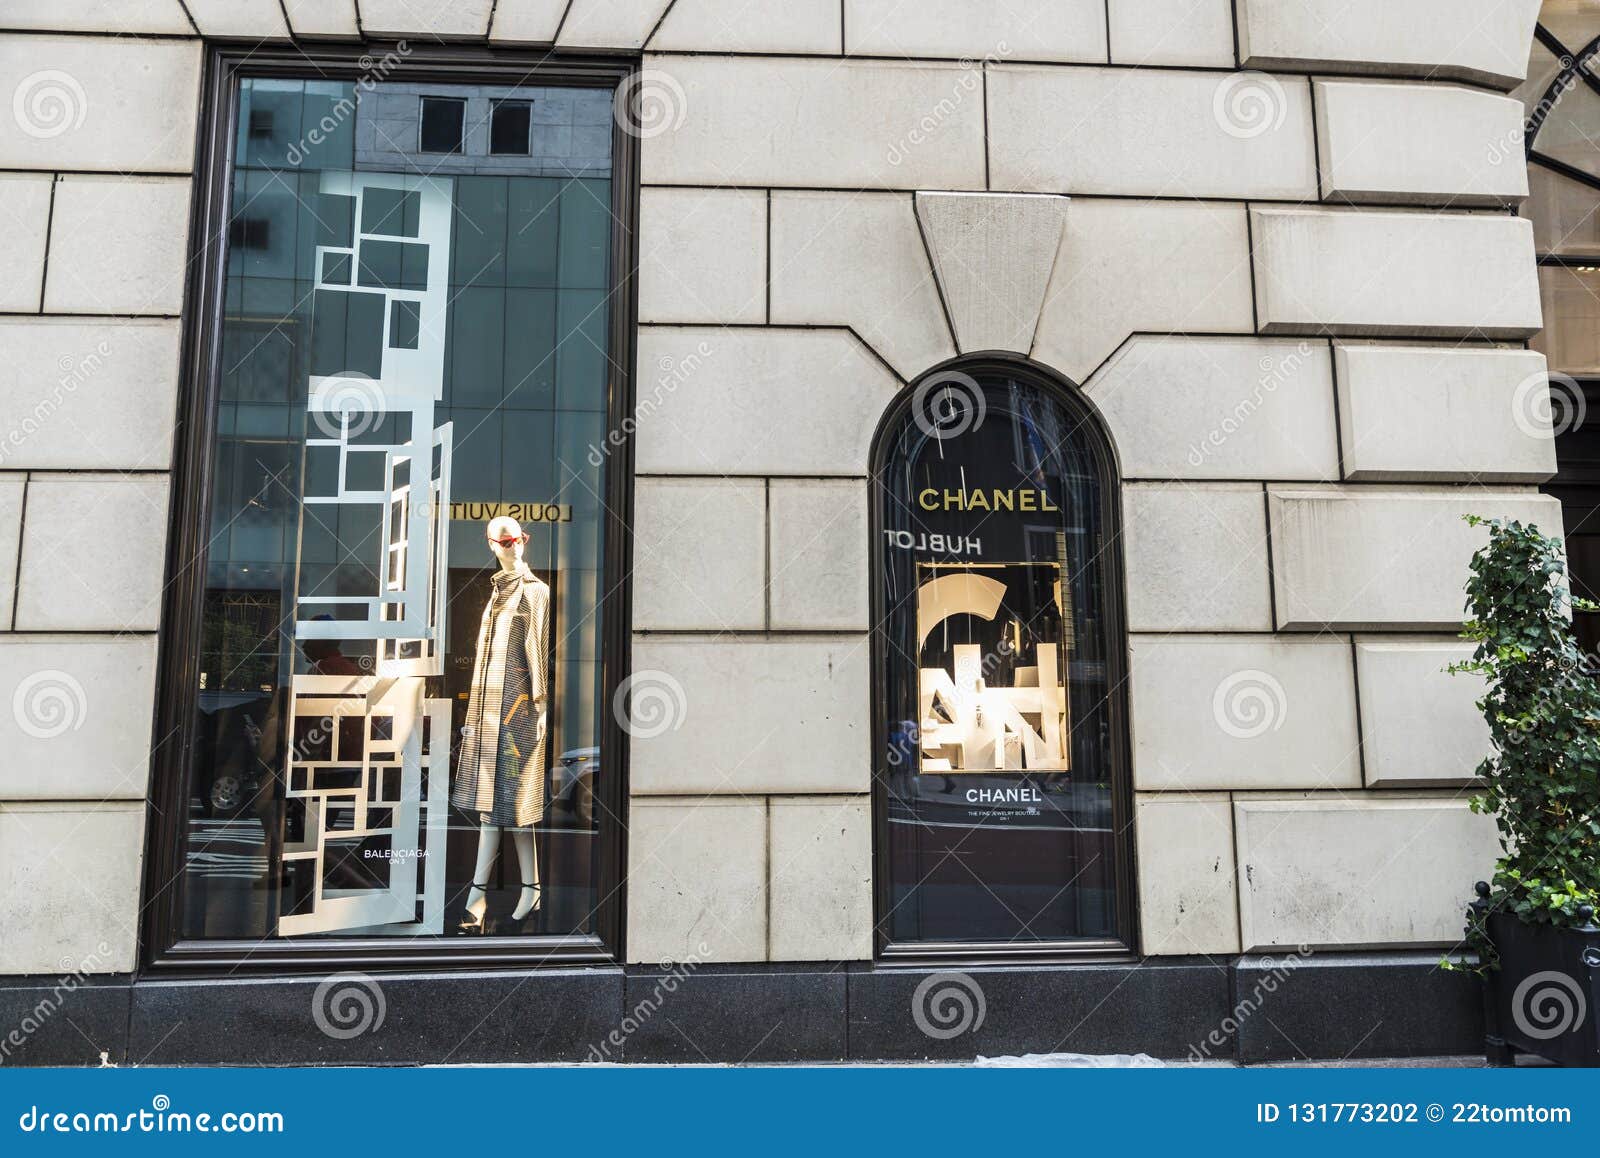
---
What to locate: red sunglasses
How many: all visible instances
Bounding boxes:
[488,533,528,548]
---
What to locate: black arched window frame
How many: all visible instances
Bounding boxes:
[867,354,1138,964]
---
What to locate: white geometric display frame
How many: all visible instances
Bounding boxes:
[292,171,455,676]
[276,674,450,937]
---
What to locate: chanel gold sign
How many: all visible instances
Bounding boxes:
[917,488,1059,513]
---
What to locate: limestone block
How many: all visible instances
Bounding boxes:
[0,801,145,974]
[1267,486,1562,630]
[182,0,289,37]
[488,0,567,42]
[43,176,192,316]
[1122,482,1272,631]
[844,0,1107,62]
[634,327,900,476]
[639,56,987,190]
[626,796,767,963]
[769,479,869,631]
[770,191,953,378]
[633,478,766,631]
[1249,207,1543,339]
[0,1,192,34]
[283,0,360,38]
[1355,638,1489,788]
[0,476,21,621]
[650,0,841,53]
[1334,344,1555,482]
[0,318,182,470]
[1234,793,1500,949]
[1084,336,1338,480]
[1314,80,1529,206]
[989,66,1315,199]
[357,0,494,37]
[15,473,170,631]
[639,187,766,325]
[769,796,873,961]
[1034,199,1254,383]
[559,0,672,49]
[629,636,870,794]
[913,191,1067,355]
[1237,0,1542,89]
[1130,635,1361,790]
[0,36,200,171]
[1108,0,1235,67]
[1136,793,1240,955]
[0,635,158,800]
[0,174,51,312]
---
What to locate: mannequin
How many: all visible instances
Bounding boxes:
[452,515,552,931]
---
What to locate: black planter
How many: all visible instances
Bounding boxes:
[1474,885,1600,1067]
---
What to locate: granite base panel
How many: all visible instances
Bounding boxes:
[0,975,134,1068]
[0,953,1484,1065]
[1230,952,1484,1064]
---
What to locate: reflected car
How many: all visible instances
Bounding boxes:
[552,747,598,826]
[196,690,276,818]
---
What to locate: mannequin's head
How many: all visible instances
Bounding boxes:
[486,515,527,571]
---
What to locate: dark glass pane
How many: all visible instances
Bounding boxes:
[235,79,302,170]
[452,176,508,287]
[506,179,560,287]
[503,289,558,409]
[1541,2,1600,58]
[321,250,352,286]
[490,99,532,155]
[557,179,611,289]
[1524,160,1600,255]
[390,300,420,350]
[356,239,430,290]
[446,286,507,406]
[419,96,464,154]
[361,187,420,237]
[184,76,614,945]
[555,290,608,411]
[1532,263,1600,374]
[1543,379,1600,656]
[1530,69,1600,180]
[876,371,1124,945]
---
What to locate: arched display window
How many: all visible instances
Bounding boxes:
[870,357,1136,960]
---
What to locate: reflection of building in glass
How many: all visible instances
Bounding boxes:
[192,75,613,944]
[356,84,612,177]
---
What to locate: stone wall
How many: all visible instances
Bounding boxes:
[0,0,1553,973]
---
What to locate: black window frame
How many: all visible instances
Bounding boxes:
[867,354,1139,965]
[140,43,641,977]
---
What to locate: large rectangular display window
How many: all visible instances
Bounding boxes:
[157,62,629,961]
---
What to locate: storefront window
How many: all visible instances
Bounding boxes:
[872,363,1132,952]
[1522,7,1600,653]
[176,72,619,947]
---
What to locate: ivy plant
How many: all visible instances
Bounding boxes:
[1451,516,1600,970]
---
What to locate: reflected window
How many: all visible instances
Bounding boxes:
[490,99,532,155]
[419,95,465,153]
[872,362,1133,953]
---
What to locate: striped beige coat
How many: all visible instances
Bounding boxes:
[453,564,550,828]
